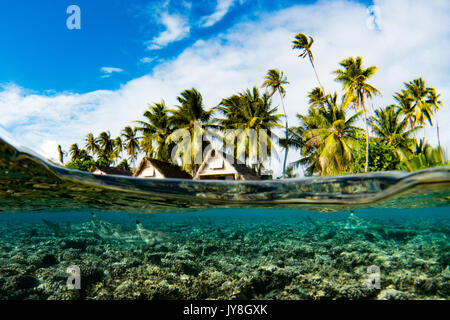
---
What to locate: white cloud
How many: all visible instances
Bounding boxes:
[147,12,190,49]
[201,0,236,27]
[101,67,124,74]
[1,0,449,176]
[140,57,157,64]
[182,1,192,10]
[100,67,124,78]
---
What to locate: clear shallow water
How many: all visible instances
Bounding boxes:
[0,137,449,300]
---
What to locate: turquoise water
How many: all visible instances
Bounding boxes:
[0,137,449,300]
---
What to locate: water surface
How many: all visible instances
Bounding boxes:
[0,137,449,300]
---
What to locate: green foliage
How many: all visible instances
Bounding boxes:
[354,138,401,172]
[287,89,362,176]
[285,166,298,178]
[216,87,283,170]
[399,152,442,171]
[121,126,140,165]
[117,159,131,171]
[65,158,109,172]
[370,105,416,160]
[398,141,447,172]
[135,101,173,161]
[167,88,215,174]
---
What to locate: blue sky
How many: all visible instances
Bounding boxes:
[0,0,352,93]
[0,0,448,176]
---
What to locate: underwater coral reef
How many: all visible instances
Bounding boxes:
[0,209,448,300]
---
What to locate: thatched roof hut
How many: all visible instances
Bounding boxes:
[193,149,260,180]
[133,158,192,179]
[91,165,132,176]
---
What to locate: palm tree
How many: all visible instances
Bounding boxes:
[426,88,443,150]
[333,56,380,173]
[404,78,435,135]
[77,149,92,162]
[262,69,289,177]
[69,143,92,162]
[308,87,326,109]
[292,33,325,92]
[217,87,283,172]
[117,159,130,171]
[370,105,415,160]
[140,133,154,158]
[402,138,446,171]
[112,136,123,165]
[85,133,99,157]
[96,131,114,165]
[393,89,418,142]
[69,143,81,162]
[315,94,362,175]
[167,88,214,174]
[282,116,315,176]
[288,91,362,176]
[135,101,172,161]
[395,79,441,148]
[284,87,327,175]
[121,126,140,166]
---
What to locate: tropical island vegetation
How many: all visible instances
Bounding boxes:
[62,33,447,178]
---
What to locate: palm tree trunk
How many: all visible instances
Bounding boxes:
[435,118,443,163]
[310,58,325,93]
[279,90,289,178]
[409,119,418,147]
[362,103,370,173]
[436,118,441,149]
